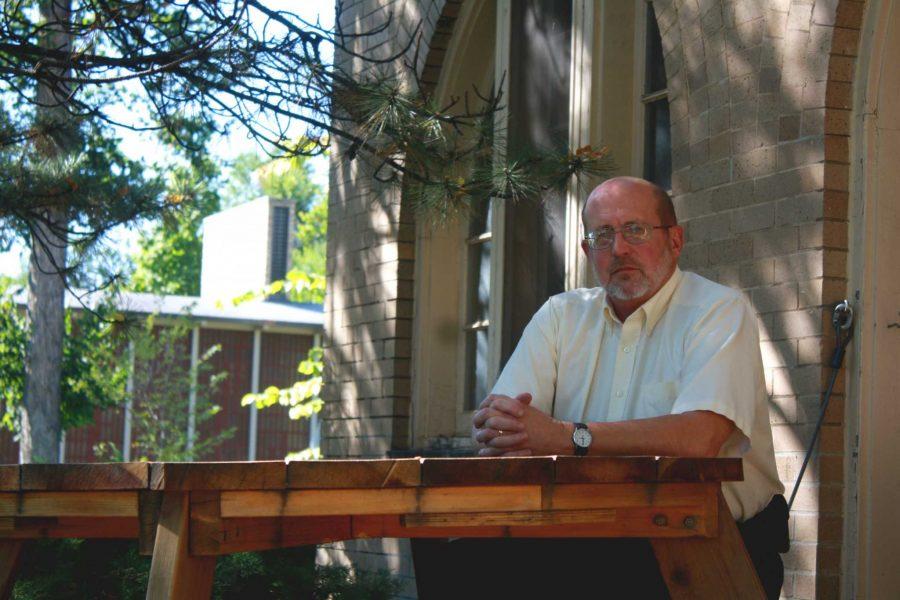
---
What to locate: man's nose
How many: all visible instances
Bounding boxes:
[610,231,632,256]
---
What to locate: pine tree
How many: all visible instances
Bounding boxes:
[0,1,613,459]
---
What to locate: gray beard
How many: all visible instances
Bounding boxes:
[604,255,674,301]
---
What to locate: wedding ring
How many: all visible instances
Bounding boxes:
[498,430,504,437]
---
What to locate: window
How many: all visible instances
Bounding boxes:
[639,1,671,189]
[459,0,574,412]
[412,0,594,442]
[462,201,492,410]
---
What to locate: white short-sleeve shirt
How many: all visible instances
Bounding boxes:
[492,267,784,521]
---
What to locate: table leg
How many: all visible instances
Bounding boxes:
[650,491,766,599]
[0,540,23,600]
[146,492,216,600]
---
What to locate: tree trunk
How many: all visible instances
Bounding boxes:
[22,210,67,463]
[20,0,73,464]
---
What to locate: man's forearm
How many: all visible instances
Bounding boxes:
[474,394,735,458]
[572,411,735,458]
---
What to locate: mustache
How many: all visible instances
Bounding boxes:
[609,259,644,273]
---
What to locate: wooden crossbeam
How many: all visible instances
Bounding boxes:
[0,516,138,539]
[219,485,543,518]
[0,492,138,517]
[402,508,617,528]
[549,482,714,510]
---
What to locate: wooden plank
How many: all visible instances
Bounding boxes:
[21,463,149,491]
[421,456,554,486]
[147,492,216,600]
[0,517,138,539]
[503,505,712,538]
[0,468,18,492]
[287,459,421,489]
[554,456,658,483]
[352,506,711,540]
[139,491,164,556]
[0,540,22,600]
[352,514,508,539]
[0,492,138,517]
[220,485,543,518]
[402,508,615,528]
[192,516,353,556]
[548,483,712,510]
[651,491,765,599]
[655,457,743,482]
[150,461,286,491]
[554,457,743,483]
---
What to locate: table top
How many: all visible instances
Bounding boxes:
[0,456,742,492]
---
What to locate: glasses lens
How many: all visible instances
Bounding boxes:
[588,229,614,250]
[622,223,651,243]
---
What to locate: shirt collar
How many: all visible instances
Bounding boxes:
[602,266,683,334]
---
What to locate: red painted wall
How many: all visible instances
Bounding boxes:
[0,326,316,464]
[256,332,314,460]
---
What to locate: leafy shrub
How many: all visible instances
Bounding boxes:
[12,540,402,600]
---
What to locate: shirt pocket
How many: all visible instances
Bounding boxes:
[635,380,679,418]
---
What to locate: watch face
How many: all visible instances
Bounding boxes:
[574,427,592,447]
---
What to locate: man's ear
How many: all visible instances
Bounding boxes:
[668,225,685,258]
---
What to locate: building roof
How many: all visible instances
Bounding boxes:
[14,288,324,332]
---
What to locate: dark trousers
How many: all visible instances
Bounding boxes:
[412,495,789,600]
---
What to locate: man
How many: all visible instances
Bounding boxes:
[470,176,787,598]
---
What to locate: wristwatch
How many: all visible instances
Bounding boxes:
[572,422,592,456]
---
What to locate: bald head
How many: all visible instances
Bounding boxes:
[581,177,677,229]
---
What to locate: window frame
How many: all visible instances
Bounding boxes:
[455,0,593,433]
[632,0,672,188]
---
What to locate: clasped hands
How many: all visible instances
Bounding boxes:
[471,392,572,457]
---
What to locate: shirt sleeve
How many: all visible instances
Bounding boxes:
[490,298,559,415]
[669,295,763,451]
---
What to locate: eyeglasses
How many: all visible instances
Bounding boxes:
[584,222,672,251]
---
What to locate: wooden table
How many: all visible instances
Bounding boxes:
[0,457,765,599]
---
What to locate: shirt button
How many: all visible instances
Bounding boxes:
[623,346,631,353]
[616,390,624,398]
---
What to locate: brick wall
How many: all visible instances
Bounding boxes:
[652,1,862,597]
[321,0,451,595]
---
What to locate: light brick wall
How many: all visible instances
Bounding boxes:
[653,1,862,597]
[321,1,452,596]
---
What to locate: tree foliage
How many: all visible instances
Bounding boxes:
[97,315,233,462]
[292,193,327,287]
[241,345,323,460]
[129,122,222,296]
[1,0,612,229]
[0,282,126,438]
